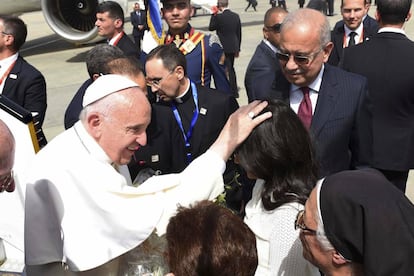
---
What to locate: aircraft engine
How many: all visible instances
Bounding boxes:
[41,0,128,43]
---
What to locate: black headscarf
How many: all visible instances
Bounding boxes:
[319,169,414,276]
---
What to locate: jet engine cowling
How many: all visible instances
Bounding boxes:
[41,0,128,43]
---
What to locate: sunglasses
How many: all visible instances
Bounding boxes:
[265,23,282,33]
[276,48,323,65]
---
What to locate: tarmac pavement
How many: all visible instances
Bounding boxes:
[19,0,414,201]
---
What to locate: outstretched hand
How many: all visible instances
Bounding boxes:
[210,101,272,161]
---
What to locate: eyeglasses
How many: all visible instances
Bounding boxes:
[0,170,14,192]
[265,23,282,33]
[163,2,189,10]
[295,210,317,234]
[146,70,174,88]
[276,48,323,65]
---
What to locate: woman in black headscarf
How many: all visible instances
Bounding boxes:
[299,168,414,276]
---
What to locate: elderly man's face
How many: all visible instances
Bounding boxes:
[299,188,334,274]
[278,23,332,88]
[98,87,151,165]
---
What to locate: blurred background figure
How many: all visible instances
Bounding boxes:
[130,2,147,54]
[209,0,242,97]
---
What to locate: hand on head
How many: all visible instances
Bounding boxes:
[210,101,272,161]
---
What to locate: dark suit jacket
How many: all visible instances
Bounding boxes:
[2,55,47,126]
[341,31,414,171]
[328,15,379,66]
[274,64,372,177]
[115,32,140,60]
[130,10,147,38]
[130,84,239,177]
[64,79,92,129]
[208,9,241,54]
[245,41,281,102]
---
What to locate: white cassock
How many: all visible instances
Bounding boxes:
[24,121,224,273]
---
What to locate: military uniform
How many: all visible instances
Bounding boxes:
[163,24,231,93]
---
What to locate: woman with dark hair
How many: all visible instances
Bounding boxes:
[165,200,258,276]
[236,100,320,275]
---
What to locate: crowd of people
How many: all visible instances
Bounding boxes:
[1,0,414,275]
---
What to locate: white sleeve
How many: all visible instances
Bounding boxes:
[154,150,225,235]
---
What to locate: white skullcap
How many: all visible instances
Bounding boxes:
[82,74,138,107]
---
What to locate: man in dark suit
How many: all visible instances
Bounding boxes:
[245,7,287,102]
[208,0,241,97]
[130,2,147,54]
[96,1,140,60]
[341,0,414,191]
[275,8,372,178]
[328,0,379,66]
[0,15,47,127]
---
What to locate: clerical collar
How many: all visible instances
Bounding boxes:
[174,80,191,104]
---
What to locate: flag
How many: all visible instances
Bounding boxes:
[142,0,164,53]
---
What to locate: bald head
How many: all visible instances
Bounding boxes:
[0,119,15,192]
[281,8,331,47]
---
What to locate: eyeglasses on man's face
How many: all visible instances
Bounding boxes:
[0,170,14,192]
[276,48,323,65]
[265,23,282,33]
[295,210,317,234]
[146,70,174,89]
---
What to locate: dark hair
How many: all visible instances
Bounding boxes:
[86,44,125,78]
[146,44,187,74]
[166,200,258,276]
[377,0,411,24]
[97,1,125,26]
[264,7,287,25]
[0,15,27,51]
[106,56,144,76]
[236,100,317,210]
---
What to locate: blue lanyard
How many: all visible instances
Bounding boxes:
[171,82,199,164]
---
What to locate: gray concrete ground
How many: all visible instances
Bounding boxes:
[19,0,413,201]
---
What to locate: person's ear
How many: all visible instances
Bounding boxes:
[114,18,123,28]
[406,11,412,22]
[86,112,103,139]
[174,65,185,81]
[375,9,380,22]
[332,251,348,265]
[322,42,334,62]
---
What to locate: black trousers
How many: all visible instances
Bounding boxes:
[224,53,238,96]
